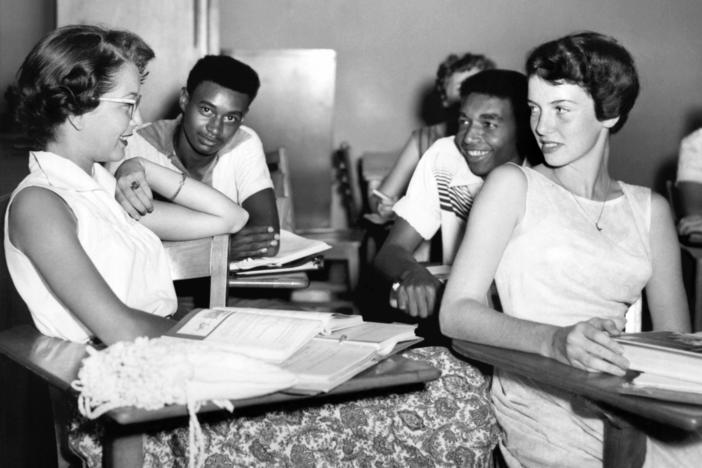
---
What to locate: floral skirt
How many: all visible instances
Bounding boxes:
[70,346,499,467]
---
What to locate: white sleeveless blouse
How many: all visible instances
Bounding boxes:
[495,165,651,330]
[4,151,177,343]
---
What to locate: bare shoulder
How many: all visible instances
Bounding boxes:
[649,190,674,220]
[482,163,528,194]
[9,187,76,248]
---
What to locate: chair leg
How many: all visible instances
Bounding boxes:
[48,387,83,468]
[103,429,145,468]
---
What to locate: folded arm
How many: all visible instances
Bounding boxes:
[133,158,248,240]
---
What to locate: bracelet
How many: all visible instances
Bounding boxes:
[169,172,187,201]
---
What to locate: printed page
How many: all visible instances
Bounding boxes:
[281,339,376,392]
[168,308,327,363]
[320,322,417,355]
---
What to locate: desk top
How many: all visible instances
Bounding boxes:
[0,325,439,426]
[453,339,702,431]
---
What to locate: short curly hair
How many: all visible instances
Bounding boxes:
[435,53,496,106]
[186,55,260,101]
[5,24,154,150]
[525,31,639,134]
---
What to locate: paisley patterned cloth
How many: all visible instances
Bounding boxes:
[69,346,499,467]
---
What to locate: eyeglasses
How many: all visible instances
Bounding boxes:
[98,94,142,119]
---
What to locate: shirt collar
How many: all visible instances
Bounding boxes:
[29,151,115,194]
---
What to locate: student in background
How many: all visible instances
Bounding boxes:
[374,69,538,339]
[4,27,500,466]
[109,55,280,260]
[371,52,495,219]
[441,32,701,466]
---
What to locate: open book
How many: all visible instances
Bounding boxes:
[166,307,420,392]
[230,230,331,271]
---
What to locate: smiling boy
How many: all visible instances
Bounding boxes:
[108,55,279,260]
[373,69,539,335]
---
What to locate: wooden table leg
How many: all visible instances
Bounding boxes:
[695,255,702,332]
[103,424,145,468]
[580,398,646,468]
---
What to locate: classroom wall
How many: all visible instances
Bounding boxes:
[0,0,55,123]
[219,0,702,191]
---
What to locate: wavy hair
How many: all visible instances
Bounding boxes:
[435,53,496,106]
[5,24,154,149]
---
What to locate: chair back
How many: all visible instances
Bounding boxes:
[266,147,296,231]
[332,142,363,227]
[161,234,230,308]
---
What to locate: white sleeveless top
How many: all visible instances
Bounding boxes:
[4,151,177,343]
[494,165,652,330]
[492,165,653,467]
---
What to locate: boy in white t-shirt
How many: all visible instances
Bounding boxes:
[374,70,539,337]
[108,55,279,260]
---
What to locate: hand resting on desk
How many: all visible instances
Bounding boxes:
[229,225,279,260]
[548,317,629,377]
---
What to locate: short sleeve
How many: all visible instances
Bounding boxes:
[212,126,273,203]
[677,129,702,183]
[393,150,442,240]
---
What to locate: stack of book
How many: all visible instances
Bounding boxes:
[229,230,330,276]
[165,307,420,393]
[615,331,702,403]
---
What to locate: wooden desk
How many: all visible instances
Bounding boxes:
[0,325,439,465]
[453,340,702,467]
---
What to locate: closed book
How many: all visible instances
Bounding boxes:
[232,255,323,277]
[615,331,702,385]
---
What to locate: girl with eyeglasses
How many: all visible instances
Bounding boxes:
[4,24,499,466]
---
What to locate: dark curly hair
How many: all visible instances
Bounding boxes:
[186,55,260,101]
[5,24,154,150]
[435,53,496,106]
[525,31,639,134]
[460,69,542,165]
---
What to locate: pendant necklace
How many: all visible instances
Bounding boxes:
[552,172,610,232]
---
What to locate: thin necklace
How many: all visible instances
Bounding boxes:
[552,171,611,232]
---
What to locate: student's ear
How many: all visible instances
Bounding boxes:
[67,113,85,131]
[178,87,190,113]
[602,115,620,130]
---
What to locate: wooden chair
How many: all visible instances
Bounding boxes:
[162,234,230,308]
[296,144,365,293]
[266,145,363,296]
[265,147,295,231]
